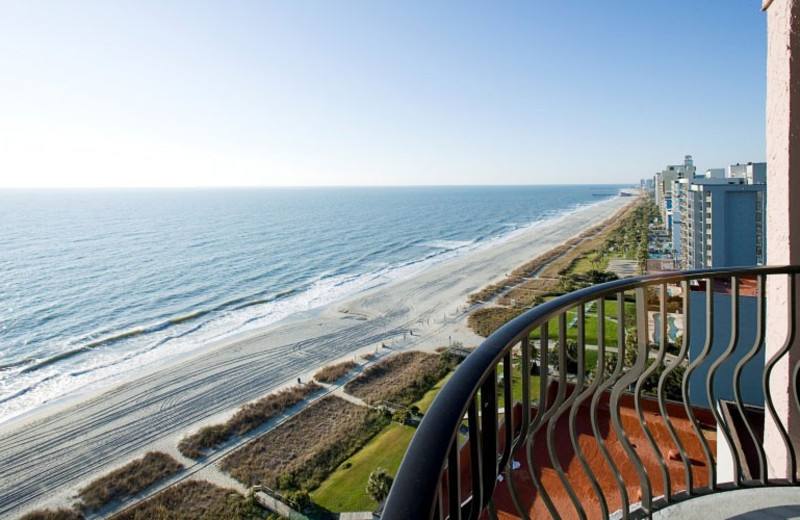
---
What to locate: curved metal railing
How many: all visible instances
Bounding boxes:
[383,266,800,519]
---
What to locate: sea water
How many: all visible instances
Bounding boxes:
[0,185,623,422]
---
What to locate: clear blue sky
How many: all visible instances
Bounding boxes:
[0,1,767,187]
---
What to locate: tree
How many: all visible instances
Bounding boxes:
[366,467,394,503]
[549,340,579,374]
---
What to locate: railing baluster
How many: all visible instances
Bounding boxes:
[434,486,443,520]
[707,276,742,485]
[480,375,498,510]
[658,280,694,496]
[466,398,483,520]
[591,292,628,515]
[498,352,513,472]
[634,284,670,501]
[546,311,587,519]
[791,274,800,475]
[507,338,531,520]
[763,272,797,484]
[570,299,609,518]
[732,274,767,484]
[610,287,653,515]
[527,320,562,519]
[682,278,717,490]
[448,438,462,520]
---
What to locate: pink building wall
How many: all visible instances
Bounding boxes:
[764,0,800,479]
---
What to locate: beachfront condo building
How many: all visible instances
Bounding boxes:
[654,155,696,232]
[680,162,766,269]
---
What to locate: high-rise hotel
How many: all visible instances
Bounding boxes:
[655,157,766,269]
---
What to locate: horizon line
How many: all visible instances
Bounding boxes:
[0,182,638,190]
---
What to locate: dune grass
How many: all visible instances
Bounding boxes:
[109,480,264,520]
[221,396,389,491]
[178,382,320,459]
[79,452,183,512]
[19,509,84,520]
[311,423,415,512]
[314,361,357,383]
[344,351,456,406]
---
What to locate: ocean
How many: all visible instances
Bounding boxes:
[0,185,623,423]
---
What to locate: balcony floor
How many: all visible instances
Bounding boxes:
[652,487,800,519]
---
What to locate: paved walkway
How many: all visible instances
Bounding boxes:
[607,258,640,278]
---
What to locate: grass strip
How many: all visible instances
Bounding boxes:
[221,395,389,491]
[313,360,357,383]
[343,351,456,406]
[79,451,183,512]
[109,480,264,520]
[19,510,84,520]
[178,382,320,459]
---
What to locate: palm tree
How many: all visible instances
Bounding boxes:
[366,467,393,503]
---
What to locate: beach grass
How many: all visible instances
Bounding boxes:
[221,396,389,491]
[314,360,357,383]
[109,480,263,520]
[178,382,320,459]
[19,509,84,520]
[79,451,183,512]
[467,306,526,337]
[311,423,415,512]
[344,351,456,406]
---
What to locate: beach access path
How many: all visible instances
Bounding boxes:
[0,195,635,518]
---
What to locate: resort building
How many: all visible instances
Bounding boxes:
[681,163,767,269]
[654,155,696,231]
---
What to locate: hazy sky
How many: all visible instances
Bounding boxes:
[0,1,767,188]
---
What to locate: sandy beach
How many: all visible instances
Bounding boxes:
[0,195,636,518]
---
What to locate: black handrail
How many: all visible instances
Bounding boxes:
[383,265,800,520]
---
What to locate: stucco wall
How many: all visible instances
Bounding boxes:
[765,0,800,480]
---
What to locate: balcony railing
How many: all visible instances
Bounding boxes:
[383,266,800,519]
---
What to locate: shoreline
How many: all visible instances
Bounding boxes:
[0,194,619,429]
[0,195,617,428]
[0,194,638,518]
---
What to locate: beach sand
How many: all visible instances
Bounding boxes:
[0,195,636,517]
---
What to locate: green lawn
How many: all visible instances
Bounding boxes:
[571,253,608,275]
[528,298,637,347]
[311,423,415,513]
[495,361,541,407]
[413,370,454,413]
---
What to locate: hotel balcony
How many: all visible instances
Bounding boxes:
[382,266,800,519]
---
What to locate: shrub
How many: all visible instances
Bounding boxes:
[79,452,183,512]
[366,468,393,503]
[314,361,357,383]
